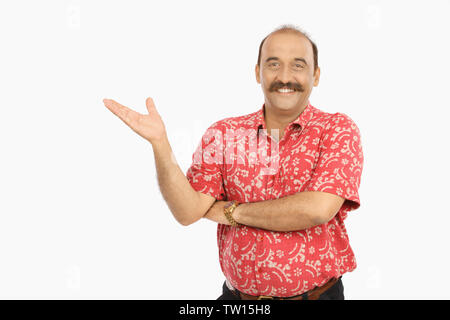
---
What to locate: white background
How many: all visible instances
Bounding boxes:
[0,0,449,299]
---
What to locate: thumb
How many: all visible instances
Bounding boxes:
[145,97,157,114]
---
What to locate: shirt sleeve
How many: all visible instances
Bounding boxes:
[305,113,364,218]
[185,122,226,201]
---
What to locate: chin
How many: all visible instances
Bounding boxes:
[269,98,299,110]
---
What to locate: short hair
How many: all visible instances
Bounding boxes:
[257,24,318,72]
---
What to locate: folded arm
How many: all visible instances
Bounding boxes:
[204,191,345,231]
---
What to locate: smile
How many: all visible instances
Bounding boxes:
[276,88,296,95]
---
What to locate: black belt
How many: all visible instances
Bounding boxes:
[231,277,340,300]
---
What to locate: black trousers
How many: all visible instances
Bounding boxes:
[217,277,344,300]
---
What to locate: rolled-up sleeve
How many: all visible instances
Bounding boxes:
[186,122,226,200]
[305,113,364,218]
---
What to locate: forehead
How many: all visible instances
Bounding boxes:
[261,32,313,61]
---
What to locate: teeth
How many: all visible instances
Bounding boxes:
[278,88,294,93]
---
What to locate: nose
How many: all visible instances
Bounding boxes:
[276,65,295,84]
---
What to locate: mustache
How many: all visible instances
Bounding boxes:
[270,82,304,92]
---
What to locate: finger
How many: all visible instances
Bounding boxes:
[145,97,157,115]
[103,98,141,128]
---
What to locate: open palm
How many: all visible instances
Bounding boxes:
[103,97,166,143]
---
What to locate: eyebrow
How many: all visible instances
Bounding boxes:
[265,57,308,65]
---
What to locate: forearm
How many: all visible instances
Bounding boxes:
[233,192,324,232]
[151,136,203,226]
[203,203,232,225]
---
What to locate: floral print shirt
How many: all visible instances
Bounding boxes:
[186,102,364,297]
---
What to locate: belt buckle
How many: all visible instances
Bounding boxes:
[257,295,274,300]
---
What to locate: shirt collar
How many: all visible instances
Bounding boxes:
[255,101,314,130]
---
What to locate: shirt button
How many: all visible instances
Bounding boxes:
[257,235,263,242]
[257,267,262,273]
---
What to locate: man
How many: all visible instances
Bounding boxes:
[103,24,363,300]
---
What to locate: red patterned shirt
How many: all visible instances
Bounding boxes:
[186,102,364,297]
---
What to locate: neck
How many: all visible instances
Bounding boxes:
[264,101,308,130]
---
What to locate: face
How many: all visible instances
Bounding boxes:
[255,31,320,113]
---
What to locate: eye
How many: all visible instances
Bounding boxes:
[295,64,304,68]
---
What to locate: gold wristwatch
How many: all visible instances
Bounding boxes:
[224,200,241,227]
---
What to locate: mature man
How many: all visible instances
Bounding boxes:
[103,24,364,300]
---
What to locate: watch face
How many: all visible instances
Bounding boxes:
[224,200,235,209]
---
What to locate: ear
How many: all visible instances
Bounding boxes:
[313,66,320,87]
[255,64,261,84]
